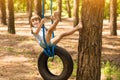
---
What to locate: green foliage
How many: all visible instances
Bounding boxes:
[104,61,115,76]
[45,0,57,11]
[14,0,26,12]
[12,0,120,18]
[104,0,120,19]
[71,60,77,78]
[102,61,120,80]
[104,1,110,19]
[117,0,120,16]
[45,0,74,17]
[102,61,115,80]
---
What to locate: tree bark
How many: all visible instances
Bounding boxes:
[73,0,79,27]
[77,0,105,80]
[66,0,71,18]
[110,0,117,36]
[0,0,7,25]
[28,0,32,23]
[8,0,15,34]
[57,0,62,21]
[34,0,41,17]
[26,0,29,13]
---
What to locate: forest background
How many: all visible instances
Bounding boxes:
[0,0,120,80]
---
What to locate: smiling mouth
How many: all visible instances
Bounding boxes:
[34,23,38,25]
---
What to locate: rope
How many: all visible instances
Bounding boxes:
[41,0,55,57]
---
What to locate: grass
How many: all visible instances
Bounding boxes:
[47,59,120,80]
[71,60,77,78]
[101,61,120,80]
[47,56,63,75]
[47,55,78,78]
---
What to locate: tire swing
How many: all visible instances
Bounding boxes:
[38,46,73,80]
[37,0,73,80]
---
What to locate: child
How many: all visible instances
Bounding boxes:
[30,12,82,48]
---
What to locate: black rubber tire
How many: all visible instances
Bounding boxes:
[38,46,73,80]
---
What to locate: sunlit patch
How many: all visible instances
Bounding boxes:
[47,55,64,75]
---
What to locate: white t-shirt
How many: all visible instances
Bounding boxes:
[32,27,46,44]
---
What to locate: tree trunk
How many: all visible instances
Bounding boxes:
[26,0,29,13]
[73,0,79,27]
[76,0,105,80]
[8,0,15,34]
[110,0,117,36]
[66,0,71,18]
[34,0,41,17]
[57,0,62,21]
[0,0,7,25]
[28,0,32,23]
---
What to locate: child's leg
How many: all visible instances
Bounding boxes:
[45,11,60,44]
[45,19,59,43]
[51,23,82,44]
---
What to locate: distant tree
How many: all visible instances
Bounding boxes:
[77,0,105,80]
[110,0,117,35]
[26,0,29,13]
[0,0,7,25]
[8,0,15,34]
[34,0,41,17]
[66,0,71,18]
[28,0,33,23]
[0,2,1,19]
[57,0,62,21]
[73,0,79,27]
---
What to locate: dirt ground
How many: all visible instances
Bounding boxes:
[0,13,120,80]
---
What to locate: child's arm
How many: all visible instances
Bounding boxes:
[33,19,46,34]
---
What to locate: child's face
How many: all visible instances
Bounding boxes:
[31,18,40,27]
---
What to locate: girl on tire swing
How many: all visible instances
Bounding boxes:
[30,11,82,48]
